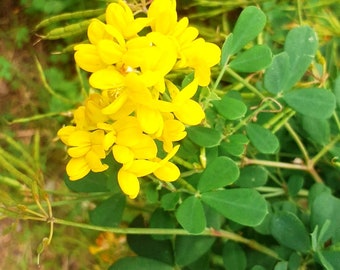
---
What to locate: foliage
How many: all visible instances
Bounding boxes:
[1,0,340,269]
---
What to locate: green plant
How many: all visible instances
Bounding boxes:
[1,0,339,269]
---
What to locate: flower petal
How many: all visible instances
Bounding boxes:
[66,157,90,180]
[112,145,134,164]
[89,68,125,90]
[118,169,140,199]
[174,99,205,125]
[74,44,107,73]
[153,161,180,182]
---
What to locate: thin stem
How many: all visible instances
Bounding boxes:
[22,208,46,219]
[243,157,308,170]
[8,112,67,124]
[0,148,37,180]
[232,102,269,132]
[284,123,310,161]
[311,134,340,165]
[212,59,229,91]
[263,107,294,131]
[0,154,32,186]
[172,156,200,170]
[53,218,282,260]
[0,133,35,167]
[211,229,282,260]
[271,109,296,133]
[297,0,303,25]
[333,111,340,131]
[34,55,72,103]
[225,67,266,99]
[176,177,197,194]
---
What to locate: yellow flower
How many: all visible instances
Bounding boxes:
[106,1,149,40]
[148,0,177,34]
[166,79,205,125]
[153,145,180,182]
[117,145,180,198]
[58,129,109,180]
[180,38,221,86]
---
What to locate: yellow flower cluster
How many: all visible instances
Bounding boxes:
[58,0,221,199]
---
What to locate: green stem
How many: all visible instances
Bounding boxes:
[8,112,67,124]
[243,157,308,170]
[271,110,296,133]
[297,0,303,25]
[0,175,22,189]
[225,67,266,99]
[0,133,35,167]
[34,55,73,103]
[263,107,294,130]
[0,148,37,180]
[53,218,282,260]
[172,156,199,170]
[232,102,269,132]
[311,134,340,165]
[333,111,340,131]
[284,123,310,161]
[176,177,197,194]
[212,61,228,92]
[0,154,32,186]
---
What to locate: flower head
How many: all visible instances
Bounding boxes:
[58,0,221,198]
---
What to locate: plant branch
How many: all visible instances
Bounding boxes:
[225,67,266,99]
[53,218,282,260]
[311,134,340,165]
[243,157,308,170]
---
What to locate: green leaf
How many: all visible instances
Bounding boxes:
[144,182,159,204]
[219,134,249,157]
[175,196,206,234]
[308,183,332,208]
[201,189,268,226]
[175,236,215,266]
[108,257,173,270]
[64,172,110,193]
[283,88,336,119]
[212,96,247,120]
[288,253,303,270]
[284,26,318,90]
[274,261,288,270]
[220,34,233,66]
[186,126,222,147]
[161,192,180,211]
[287,175,304,197]
[317,251,340,270]
[301,116,330,145]
[229,45,272,72]
[311,192,340,244]
[264,26,318,93]
[89,193,125,227]
[270,212,311,252]
[223,241,247,270]
[246,123,280,154]
[227,6,266,56]
[198,156,239,192]
[236,166,268,188]
[264,52,290,94]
